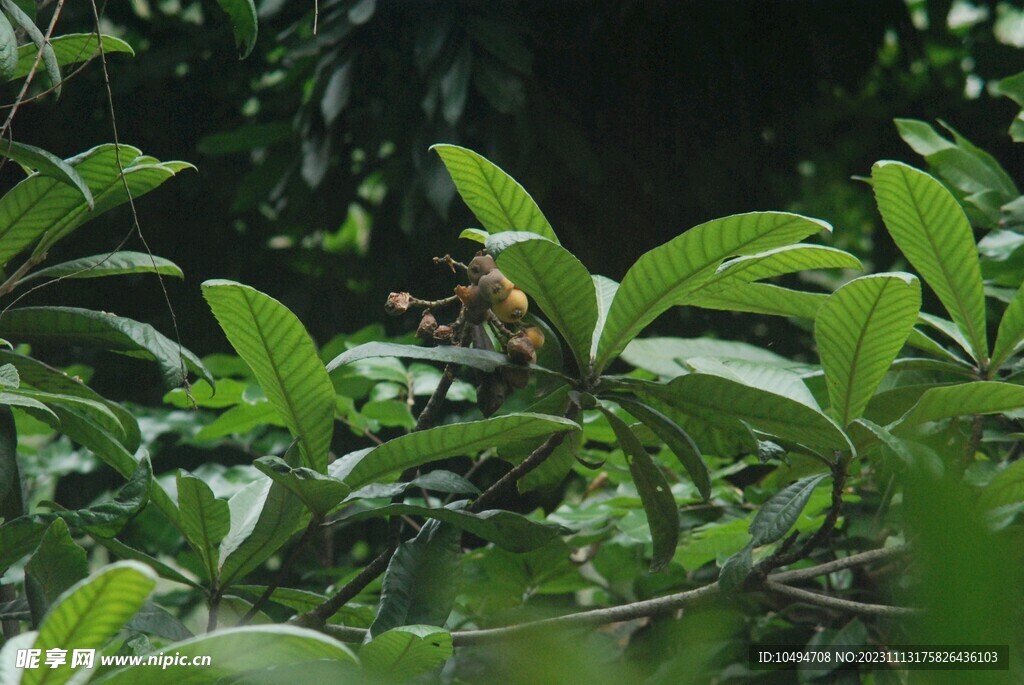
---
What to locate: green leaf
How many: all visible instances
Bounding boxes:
[620,335,798,378]
[872,161,988,363]
[0,633,36,684]
[459,227,488,244]
[369,520,462,638]
[361,625,454,682]
[214,0,258,59]
[194,400,283,441]
[329,341,560,379]
[718,545,753,592]
[993,71,1024,142]
[0,517,47,574]
[176,473,230,581]
[92,535,200,589]
[991,280,1024,370]
[615,398,710,500]
[92,625,357,685]
[0,306,210,388]
[815,273,921,426]
[705,244,862,293]
[683,357,820,409]
[13,388,126,442]
[749,473,829,547]
[1,0,60,96]
[22,252,183,283]
[894,382,1024,429]
[203,280,335,472]
[0,391,58,421]
[0,350,140,452]
[0,407,24,521]
[0,11,16,80]
[24,562,155,685]
[590,274,619,359]
[596,212,831,372]
[0,141,93,207]
[486,232,597,369]
[601,407,679,572]
[126,602,193,642]
[218,478,309,587]
[690,282,825,319]
[0,144,179,267]
[25,519,89,621]
[14,33,134,80]
[31,149,193,263]
[0,362,18,388]
[333,412,580,490]
[895,118,1018,209]
[979,459,1024,511]
[45,456,151,538]
[341,503,565,552]
[253,456,350,517]
[431,144,558,243]
[645,374,850,450]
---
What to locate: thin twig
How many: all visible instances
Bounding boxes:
[769,545,908,583]
[88,0,193,399]
[762,580,920,618]
[290,542,397,628]
[0,0,65,143]
[315,547,919,644]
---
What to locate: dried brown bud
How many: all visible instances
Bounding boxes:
[433,325,454,344]
[467,254,497,284]
[385,291,411,316]
[506,334,537,365]
[416,311,438,340]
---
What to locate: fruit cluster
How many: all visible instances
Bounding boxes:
[384,250,548,415]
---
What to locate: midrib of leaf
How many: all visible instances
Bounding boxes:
[839,280,887,426]
[220,488,301,586]
[242,292,314,465]
[33,572,117,685]
[192,488,216,574]
[600,215,805,369]
[475,154,521,230]
[898,169,985,362]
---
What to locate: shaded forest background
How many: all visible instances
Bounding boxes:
[12,0,1024,399]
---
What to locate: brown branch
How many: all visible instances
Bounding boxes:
[290,542,397,628]
[468,420,575,514]
[963,414,983,464]
[0,584,20,638]
[761,580,920,618]
[315,546,919,644]
[768,545,908,583]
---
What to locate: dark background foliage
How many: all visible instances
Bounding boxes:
[14,0,1023,386]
